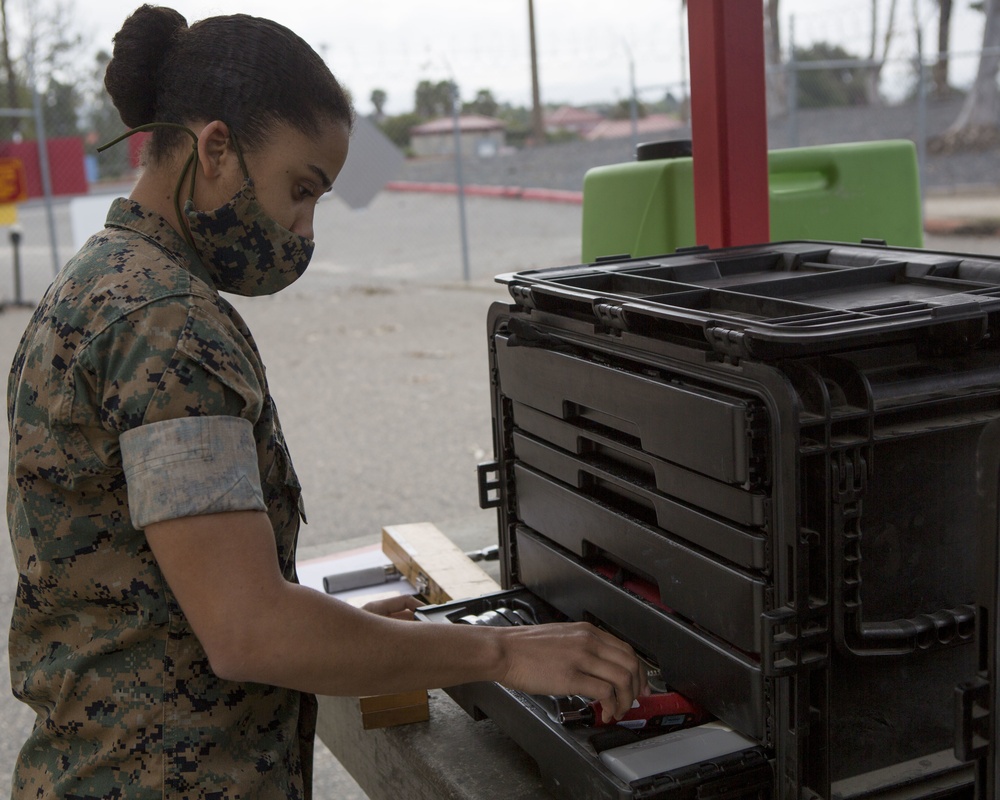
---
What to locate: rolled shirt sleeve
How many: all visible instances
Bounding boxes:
[120,415,266,529]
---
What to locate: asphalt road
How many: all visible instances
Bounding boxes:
[1,189,998,796]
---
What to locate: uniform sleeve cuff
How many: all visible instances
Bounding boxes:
[120,416,266,529]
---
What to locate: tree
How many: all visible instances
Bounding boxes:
[82,49,131,180]
[463,89,498,118]
[414,79,456,118]
[370,88,387,119]
[42,76,79,136]
[932,0,1000,151]
[0,0,17,121]
[609,97,647,120]
[932,0,957,98]
[865,0,900,105]
[378,111,422,150]
[794,42,869,108]
[0,0,86,139]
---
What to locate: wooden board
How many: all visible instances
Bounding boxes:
[382,522,501,604]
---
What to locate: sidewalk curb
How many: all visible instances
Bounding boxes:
[386,181,583,205]
[386,180,999,239]
[924,217,1000,237]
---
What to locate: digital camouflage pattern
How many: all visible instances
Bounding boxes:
[184,179,314,297]
[6,198,314,799]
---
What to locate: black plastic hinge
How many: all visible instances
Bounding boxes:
[761,605,829,677]
[593,301,629,331]
[477,461,502,509]
[507,283,536,309]
[860,237,888,246]
[704,325,748,359]
[955,675,990,763]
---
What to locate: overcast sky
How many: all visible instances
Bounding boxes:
[69,1,994,115]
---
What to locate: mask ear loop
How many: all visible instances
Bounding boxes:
[97,122,204,252]
[228,130,251,182]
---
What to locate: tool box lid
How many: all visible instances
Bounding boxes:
[497,241,1000,360]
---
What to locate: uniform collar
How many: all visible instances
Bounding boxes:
[104,197,217,290]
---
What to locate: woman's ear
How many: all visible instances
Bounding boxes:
[196,120,234,180]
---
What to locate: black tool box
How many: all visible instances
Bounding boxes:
[427,241,1000,799]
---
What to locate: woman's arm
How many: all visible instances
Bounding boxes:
[145,510,645,722]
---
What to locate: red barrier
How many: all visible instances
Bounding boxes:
[0,137,88,197]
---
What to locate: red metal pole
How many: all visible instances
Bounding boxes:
[687,0,771,248]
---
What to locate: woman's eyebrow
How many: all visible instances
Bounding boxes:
[309,164,333,190]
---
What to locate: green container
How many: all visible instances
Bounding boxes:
[581,139,923,263]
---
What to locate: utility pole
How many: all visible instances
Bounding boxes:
[527,0,545,145]
[449,80,470,282]
[624,41,639,155]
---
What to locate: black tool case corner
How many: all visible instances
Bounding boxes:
[447,240,1000,799]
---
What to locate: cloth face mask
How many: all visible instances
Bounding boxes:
[99,123,315,296]
[184,178,315,296]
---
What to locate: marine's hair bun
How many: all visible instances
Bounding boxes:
[104,4,188,128]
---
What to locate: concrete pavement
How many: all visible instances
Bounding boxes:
[924,187,1000,236]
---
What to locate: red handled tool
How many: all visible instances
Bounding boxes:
[546,692,708,730]
[589,692,707,729]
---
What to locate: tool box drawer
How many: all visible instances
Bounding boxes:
[510,400,769,528]
[512,431,768,572]
[514,526,769,741]
[513,464,768,653]
[417,589,774,800]
[494,334,765,487]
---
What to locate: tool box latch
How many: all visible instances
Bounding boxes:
[955,675,990,763]
[477,461,502,509]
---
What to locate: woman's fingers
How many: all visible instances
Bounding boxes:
[496,622,647,719]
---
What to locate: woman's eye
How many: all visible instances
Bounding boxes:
[297,185,316,200]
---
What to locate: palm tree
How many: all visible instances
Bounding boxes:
[370,88,387,120]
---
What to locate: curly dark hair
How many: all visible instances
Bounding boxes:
[104,5,354,159]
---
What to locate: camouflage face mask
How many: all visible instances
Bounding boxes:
[98,123,315,296]
[183,176,315,296]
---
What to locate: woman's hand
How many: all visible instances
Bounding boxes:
[496,621,648,723]
[362,594,423,620]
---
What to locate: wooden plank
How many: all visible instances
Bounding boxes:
[382,522,501,604]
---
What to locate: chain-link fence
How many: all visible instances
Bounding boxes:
[766,47,1000,200]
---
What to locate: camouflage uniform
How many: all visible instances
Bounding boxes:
[6,198,314,799]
